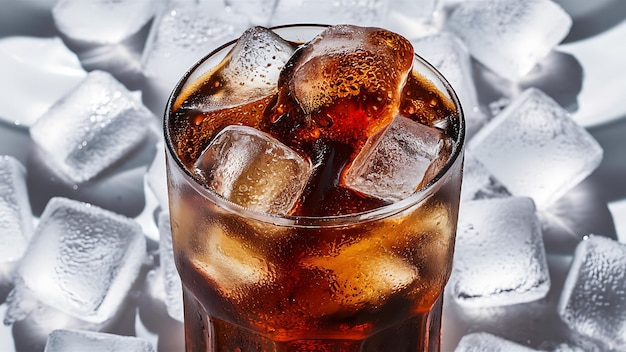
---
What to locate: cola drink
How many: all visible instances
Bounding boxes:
[165,24,464,352]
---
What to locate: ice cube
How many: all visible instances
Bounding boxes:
[194,125,313,215]
[454,332,540,352]
[557,235,626,350]
[52,0,159,44]
[7,197,146,324]
[0,36,87,127]
[0,156,33,272]
[608,199,626,243]
[142,0,250,85]
[158,212,183,322]
[44,329,155,352]
[344,116,446,202]
[451,197,550,306]
[269,25,414,150]
[176,26,296,113]
[225,0,278,26]
[468,88,603,208]
[411,32,487,139]
[190,222,275,298]
[270,0,390,27]
[446,0,572,81]
[29,70,154,183]
[460,153,510,202]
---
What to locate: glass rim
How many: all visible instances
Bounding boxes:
[164,23,465,228]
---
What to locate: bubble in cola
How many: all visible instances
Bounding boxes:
[166,24,463,351]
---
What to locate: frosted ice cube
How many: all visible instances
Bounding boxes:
[608,199,626,243]
[29,70,154,183]
[557,235,626,350]
[0,156,33,269]
[225,0,278,26]
[446,0,572,80]
[452,197,550,306]
[411,32,486,138]
[142,0,249,85]
[345,116,446,202]
[0,36,86,127]
[468,88,603,208]
[270,0,390,27]
[194,125,313,215]
[454,332,540,352]
[460,153,510,202]
[8,197,146,324]
[180,26,295,113]
[52,0,159,44]
[158,212,183,322]
[44,329,154,352]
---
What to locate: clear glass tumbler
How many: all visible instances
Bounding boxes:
[164,24,465,352]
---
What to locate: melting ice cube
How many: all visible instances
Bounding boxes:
[452,197,550,306]
[344,116,446,202]
[447,0,572,80]
[29,70,154,183]
[558,235,626,350]
[194,125,313,215]
[7,197,146,324]
[469,88,603,208]
[176,26,296,113]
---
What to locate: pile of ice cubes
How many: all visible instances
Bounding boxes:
[0,0,624,351]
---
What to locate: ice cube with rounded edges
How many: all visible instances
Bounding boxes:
[454,332,540,351]
[270,0,390,27]
[179,26,296,113]
[0,36,87,127]
[557,235,626,350]
[452,197,550,306]
[446,0,572,81]
[158,212,183,322]
[0,156,33,269]
[44,329,155,352]
[52,0,160,44]
[194,125,313,215]
[29,70,154,183]
[142,0,250,85]
[468,88,603,208]
[344,116,446,202]
[8,197,146,324]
